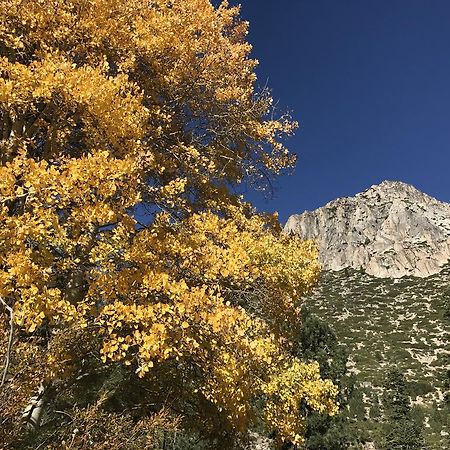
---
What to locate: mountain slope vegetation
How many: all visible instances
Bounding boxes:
[304,266,450,449]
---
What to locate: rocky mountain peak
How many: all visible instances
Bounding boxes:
[284,181,450,278]
[357,180,433,202]
[363,179,418,195]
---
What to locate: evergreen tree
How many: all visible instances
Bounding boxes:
[379,369,426,450]
[292,307,357,449]
[443,287,450,320]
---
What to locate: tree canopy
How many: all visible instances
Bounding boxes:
[0,1,337,447]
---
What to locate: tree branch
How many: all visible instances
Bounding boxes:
[0,192,28,204]
[0,296,14,387]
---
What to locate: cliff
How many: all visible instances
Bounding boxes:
[284,181,450,278]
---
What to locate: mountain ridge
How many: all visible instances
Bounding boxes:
[284,180,450,278]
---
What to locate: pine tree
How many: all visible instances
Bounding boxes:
[293,307,357,449]
[379,369,426,450]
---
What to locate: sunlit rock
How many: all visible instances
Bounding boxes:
[284,180,450,278]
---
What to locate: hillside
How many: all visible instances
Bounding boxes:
[303,266,449,449]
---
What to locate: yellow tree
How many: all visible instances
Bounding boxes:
[0,0,337,447]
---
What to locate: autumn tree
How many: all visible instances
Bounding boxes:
[0,0,338,447]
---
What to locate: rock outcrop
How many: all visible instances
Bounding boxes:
[284,180,450,278]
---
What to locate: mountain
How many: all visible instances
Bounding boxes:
[284,180,450,278]
[285,181,450,449]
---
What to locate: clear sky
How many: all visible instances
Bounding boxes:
[233,0,450,224]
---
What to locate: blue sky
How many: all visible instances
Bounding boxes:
[233,0,450,223]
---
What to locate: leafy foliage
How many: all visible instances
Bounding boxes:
[0,0,338,447]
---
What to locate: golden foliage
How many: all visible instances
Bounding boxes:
[0,0,337,445]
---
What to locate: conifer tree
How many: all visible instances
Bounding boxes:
[379,369,426,450]
[293,307,357,449]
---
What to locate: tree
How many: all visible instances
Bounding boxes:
[443,287,450,320]
[293,306,357,449]
[379,369,426,450]
[0,1,338,448]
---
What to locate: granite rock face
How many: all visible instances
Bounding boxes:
[284,181,450,278]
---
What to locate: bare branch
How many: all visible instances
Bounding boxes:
[0,296,13,387]
[0,192,28,205]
